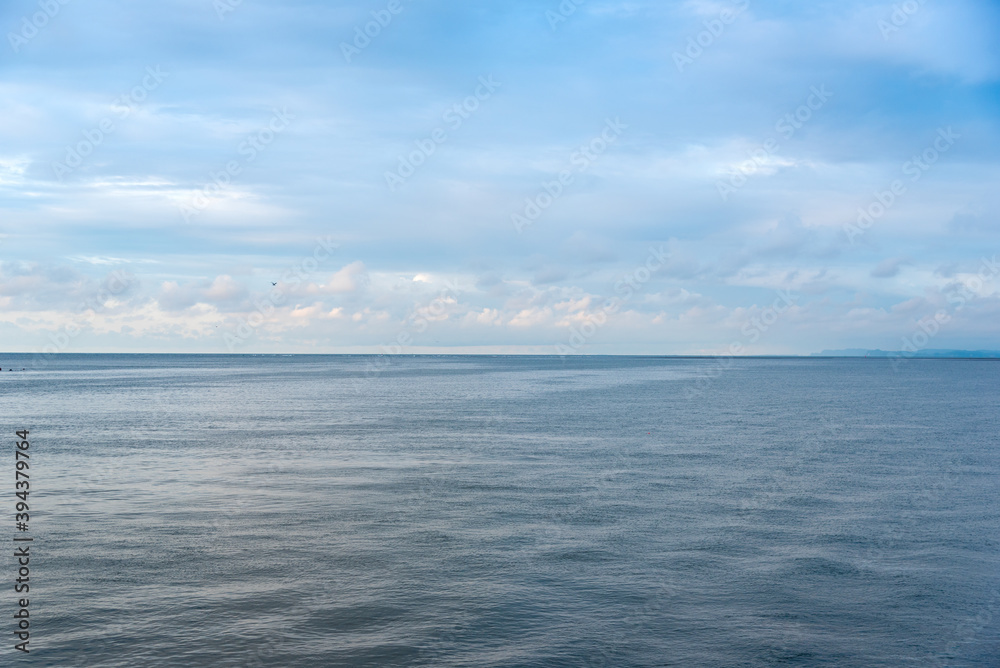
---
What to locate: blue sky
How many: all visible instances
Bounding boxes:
[1,0,998,354]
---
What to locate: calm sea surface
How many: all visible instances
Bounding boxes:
[2,355,999,667]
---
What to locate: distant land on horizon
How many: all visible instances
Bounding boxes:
[812,349,1000,358]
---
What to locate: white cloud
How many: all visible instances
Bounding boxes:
[325,261,369,294]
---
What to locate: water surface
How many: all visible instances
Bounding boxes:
[3,355,998,666]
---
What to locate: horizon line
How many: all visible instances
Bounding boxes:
[3,352,999,359]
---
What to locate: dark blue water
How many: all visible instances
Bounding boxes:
[3,355,999,667]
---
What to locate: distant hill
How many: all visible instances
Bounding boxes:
[812,349,1000,358]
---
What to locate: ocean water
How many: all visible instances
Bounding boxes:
[3,354,999,667]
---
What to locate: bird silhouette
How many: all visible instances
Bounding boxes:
[271,282,277,286]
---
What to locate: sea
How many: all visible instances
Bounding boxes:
[2,354,998,667]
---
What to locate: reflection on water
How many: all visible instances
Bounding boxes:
[4,355,998,666]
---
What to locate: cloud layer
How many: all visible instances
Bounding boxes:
[1,0,998,354]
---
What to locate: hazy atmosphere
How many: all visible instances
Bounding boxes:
[2,0,999,354]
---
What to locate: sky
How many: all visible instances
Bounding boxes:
[1,0,999,355]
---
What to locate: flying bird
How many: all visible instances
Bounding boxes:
[271,282,277,286]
